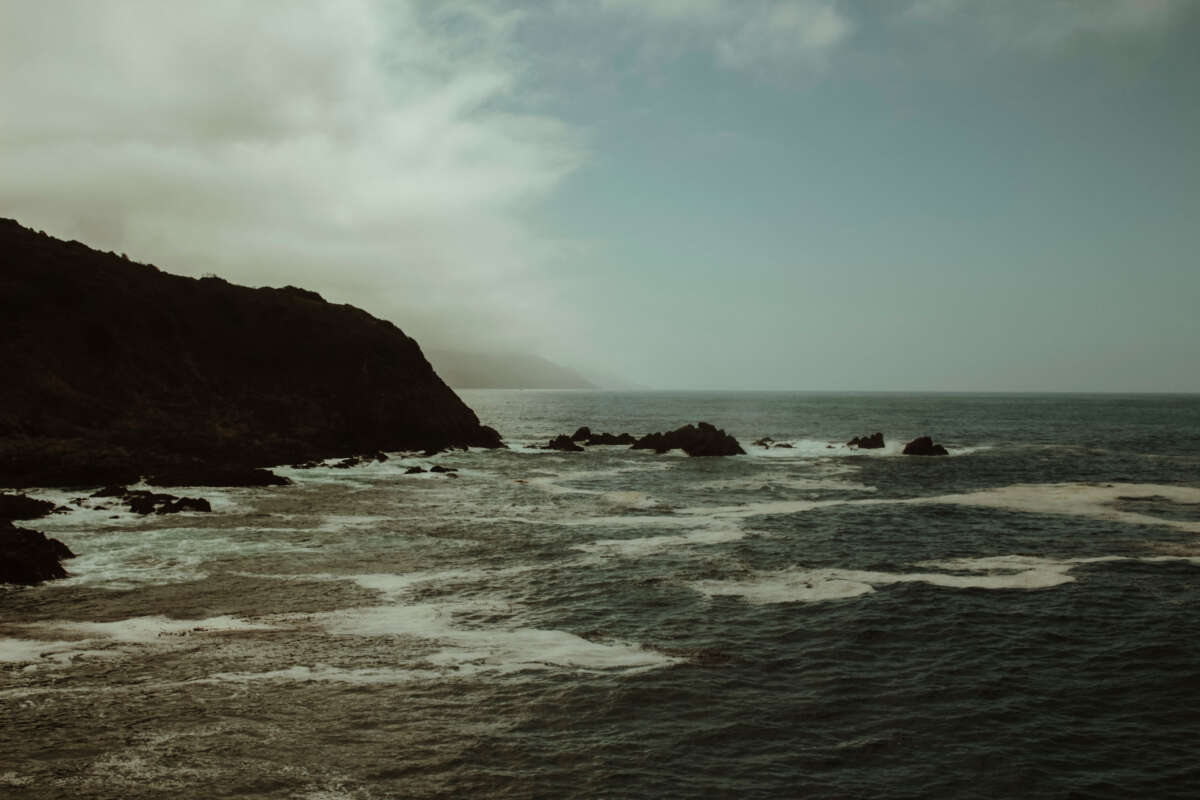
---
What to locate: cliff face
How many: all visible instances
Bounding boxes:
[0,218,501,486]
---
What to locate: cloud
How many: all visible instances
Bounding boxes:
[590,0,854,73]
[904,0,1185,48]
[0,0,583,354]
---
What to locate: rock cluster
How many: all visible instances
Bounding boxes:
[90,486,212,515]
[847,432,885,449]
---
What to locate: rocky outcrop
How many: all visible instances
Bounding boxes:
[0,493,56,521]
[546,435,584,452]
[902,436,949,456]
[571,427,592,442]
[0,218,503,488]
[848,432,885,449]
[1,520,75,585]
[631,422,745,457]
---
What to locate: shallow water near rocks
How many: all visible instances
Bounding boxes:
[3,391,1200,798]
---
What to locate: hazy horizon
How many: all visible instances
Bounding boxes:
[2,1,1197,392]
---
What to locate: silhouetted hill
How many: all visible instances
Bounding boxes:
[0,218,501,487]
[426,350,597,389]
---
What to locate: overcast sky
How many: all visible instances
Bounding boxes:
[2,1,1197,391]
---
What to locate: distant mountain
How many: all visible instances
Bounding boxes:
[427,350,597,390]
[0,218,502,487]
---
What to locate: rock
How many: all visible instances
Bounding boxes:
[147,465,291,487]
[631,422,745,457]
[847,432,885,449]
[774,443,793,449]
[90,485,129,498]
[429,465,458,473]
[902,436,949,456]
[119,489,212,515]
[585,432,636,446]
[0,520,75,585]
[753,437,774,448]
[0,493,57,522]
[546,435,584,452]
[404,466,427,474]
[570,426,592,442]
[290,460,323,469]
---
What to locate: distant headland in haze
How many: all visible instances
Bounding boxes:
[0,218,503,488]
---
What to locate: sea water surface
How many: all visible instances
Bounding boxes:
[3,392,1200,798]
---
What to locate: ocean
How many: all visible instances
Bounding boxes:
[3,391,1200,799]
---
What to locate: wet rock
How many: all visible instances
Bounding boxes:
[631,422,745,457]
[848,432,885,449]
[119,489,212,515]
[902,436,949,456]
[753,437,774,448]
[774,443,793,449]
[547,435,584,452]
[404,466,427,474]
[0,520,75,585]
[0,493,56,522]
[570,426,592,442]
[429,465,458,473]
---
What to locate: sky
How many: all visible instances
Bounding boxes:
[1,0,1197,391]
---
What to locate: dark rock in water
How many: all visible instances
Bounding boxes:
[1,520,75,585]
[430,465,458,473]
[753,437,774,448]
[91,485,129,498]
[848,432,885,449]
[547,435,584,452]
[147,466,290,487]
[404,466,427,474]
[571,426,592,442]
[631,422,745,457]
[902,436,949,456]
[0,217,504,488]
[290,460,323,470]
[585,432,636,446]
[774,443,793,449]
[121,489,212,515]
[0,493,56,522]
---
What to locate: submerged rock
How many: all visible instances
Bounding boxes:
[0,520,75,585]
[430,465,458,473]
[902,436,949,456]
[848,432,885,449]
[631,422,745,457]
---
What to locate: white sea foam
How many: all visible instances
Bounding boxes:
[916,483,1200,532]
[689,553,1200,605]
[574,522,745,558]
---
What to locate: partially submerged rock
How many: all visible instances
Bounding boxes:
[429,465,458,473]
[546,435,584,453]
[93,487,212,515]
[570,426,592,442]
[404,466,427,474]
[0,520,75,585]
[902,436,949,456]
[584,431,636,446]
[631,422,745,457]
[848,432,885,449]
[0,493,56,522]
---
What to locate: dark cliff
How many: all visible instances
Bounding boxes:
[0,218,501,487]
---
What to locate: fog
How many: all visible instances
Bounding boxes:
[3,1,1197,391]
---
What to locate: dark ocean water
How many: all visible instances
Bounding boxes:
[3,391,1200,799]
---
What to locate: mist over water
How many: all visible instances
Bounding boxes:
[3,392,1200,798]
